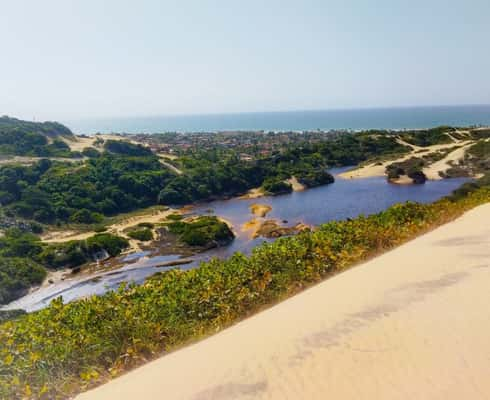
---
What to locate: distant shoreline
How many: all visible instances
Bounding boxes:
[62,104,490,134]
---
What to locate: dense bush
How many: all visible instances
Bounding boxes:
[167,216,234,246]
[0,184,487,399]
[0,229,43,258]
[104,140,153,156]
[81,147,101,158]
[127,228,153,241]
[0,116,77,157]
[386,157,427,183]
[262,178,293,195]
[0,153,174,223]
[297,169,334,187]
[37,233,129,270]
[0,257,46,304]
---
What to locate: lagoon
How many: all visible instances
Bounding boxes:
[4,170,469,312]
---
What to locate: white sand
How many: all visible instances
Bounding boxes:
[338,140,473,180]
[286,176,306,191]
[423,142,474,180]
[78,203,490,400]
[61,134,135,152]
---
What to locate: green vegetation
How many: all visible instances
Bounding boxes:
[399,126,455,147]
[297,169,334,187]
[0,116,77,157]
[1,118,412,221]
[0,230,129,304]
[386,157,427,183]
[166,216,234,247]
[0,179,488,399]
[81,147,101,158]
[0,229,46,304]
[467,139,490,159]
[0,153,174,224]
[442,140,490,178]
[262,178,293,195]
[136,222,155,229]
[103,140,153,157]
[127,228,153,241]
[469,128,490,140]
[0,258,46,304]
[37,234,129,270]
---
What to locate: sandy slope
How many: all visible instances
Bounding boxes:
[61,134,134,152]
[77,204,490,400]
[338,140,472,180]
[423,142,472,180]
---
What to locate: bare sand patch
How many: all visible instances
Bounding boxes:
[61,134,139,152]
[239,187,265,199]
[249,204,272,218]
[286,176,306,191]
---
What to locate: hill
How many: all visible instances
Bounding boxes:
[0,116,76,157]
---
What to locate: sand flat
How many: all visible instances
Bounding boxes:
[77,204,490,400]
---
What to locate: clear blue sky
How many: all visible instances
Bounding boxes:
[1,0,489,120]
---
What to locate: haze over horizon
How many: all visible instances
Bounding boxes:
[2,0,490,121]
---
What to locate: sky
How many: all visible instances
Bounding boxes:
[1,0,490,121]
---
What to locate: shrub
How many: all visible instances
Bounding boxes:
[262,178,293,195]
[137,222,155,229]
[167,216,234,246]
[127,228,153,241]
[104,140,153,157]
[69,209,104,224]
[0,257,46,304]
[165,213,182,221]
[297,170,334,188]
[81,147,101,158]
[37,234,129,269]
[86,234,129,257]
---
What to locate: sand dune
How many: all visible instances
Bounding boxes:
[423,142,473,179]
[77,204,490,400]
[339,140,472,180]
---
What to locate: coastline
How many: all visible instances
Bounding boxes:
[77,203,490,400]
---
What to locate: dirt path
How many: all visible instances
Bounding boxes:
[158,156,183,175]
[77,204,490,400]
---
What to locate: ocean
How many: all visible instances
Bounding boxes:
[64,105,490,134]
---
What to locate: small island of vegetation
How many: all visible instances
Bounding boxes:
[165,216,234,247]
